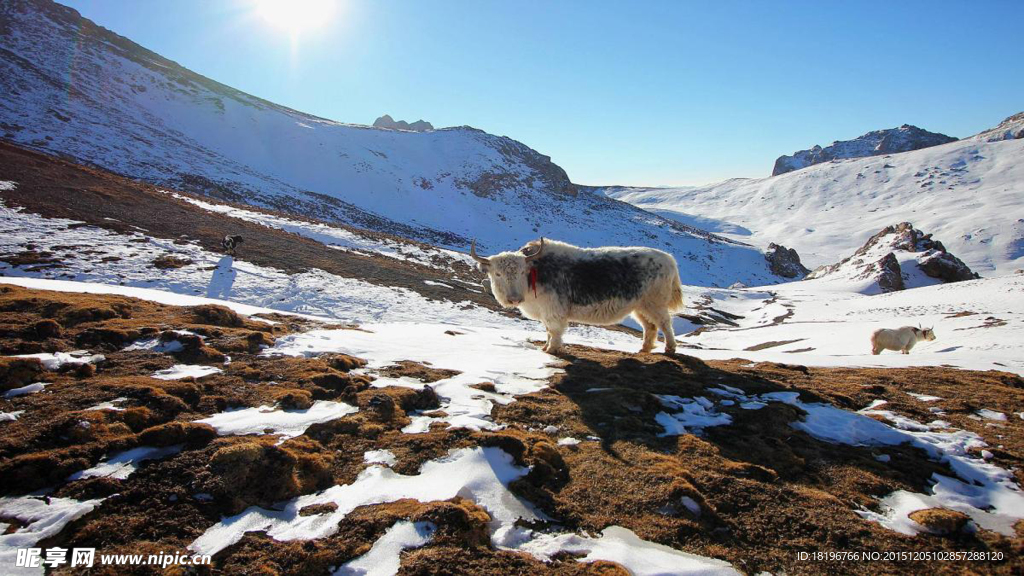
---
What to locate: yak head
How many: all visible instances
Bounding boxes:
[470,238,544,308]
[918,325,936,341]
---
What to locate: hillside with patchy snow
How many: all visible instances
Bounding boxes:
[0,0,782,287]
[603,113,1024,277]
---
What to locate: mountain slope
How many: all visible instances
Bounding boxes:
[0,0,781,287]
[603,114,1024,276]
[772,124,957,176]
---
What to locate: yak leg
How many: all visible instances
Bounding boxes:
[543,317,567,354]
[633,311,658,353]
[653,310,676,354]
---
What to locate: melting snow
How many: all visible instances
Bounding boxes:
[363,450,397,467]
[12,351,103,370]
[189,447,541,556]
[265,324,560,432]
[0,495,104,574]
[677,387,1024,536]
[0,181,16,191]
[519,526,738,575]
[67,445,182,481]
[907,392,942,402]
[2,383,48,398]
[655,395,732,436]
[975,409,1007,421]
[195,401,358,442]
[0,410,25,422]
[557,437,581,446]
[333,521,435,576]
[85,397,128,411]
[151,364,223,380]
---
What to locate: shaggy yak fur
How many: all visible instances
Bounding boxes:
[871,325,936,355]
[472,238,685,354]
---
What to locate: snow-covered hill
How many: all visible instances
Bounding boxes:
[603,114,1024,276]
[0,0,782,287]
[771,124,957,176]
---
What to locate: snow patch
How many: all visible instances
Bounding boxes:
[265,324,560,433]
[195,401,358,442]
[363,450,397,467]
[189,447,541,556]
[67,445,182,481]
[655,395,732,436]
[0,410,25,422]
[0,495,104,575]
[85,397,128,411]
[333,521,435,576]
[151,364,223,380]
[519,526,738,575]
[13,351,103,371]
[2,383,49,398]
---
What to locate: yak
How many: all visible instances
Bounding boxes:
[472,238,685,354]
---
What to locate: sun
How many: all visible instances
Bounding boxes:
[255,0,336,34]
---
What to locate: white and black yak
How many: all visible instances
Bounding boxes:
[471,238,685,354]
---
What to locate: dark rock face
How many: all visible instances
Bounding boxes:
[772,125,957,176]
[372,114,434,132]
[878,222,977,284]
[875,252,905,292]
[764,243,809,279]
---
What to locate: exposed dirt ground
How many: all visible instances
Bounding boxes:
[1,286,1021,575]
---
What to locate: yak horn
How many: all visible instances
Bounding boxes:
[524,237,545,262]
[470,240,490,265]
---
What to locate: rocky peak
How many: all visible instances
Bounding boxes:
[372,114,434,132]
[764,243,809,279]
[977,112,1024,142]
[772,124,957,176]
[807,222,978,293]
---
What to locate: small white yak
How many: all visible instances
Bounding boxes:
[870,325,936,355]
[471,238,685,355]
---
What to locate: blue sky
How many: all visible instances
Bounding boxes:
[58,0,1023,186]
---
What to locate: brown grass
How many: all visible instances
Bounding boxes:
[1,286,1022,574]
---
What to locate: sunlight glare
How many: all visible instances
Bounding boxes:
[256,0,335,34]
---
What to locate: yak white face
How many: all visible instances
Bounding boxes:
[922,327,936,341]
[480,252,530,308]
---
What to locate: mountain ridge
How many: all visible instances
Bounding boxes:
[771,124,958,176]
[602,111,1024,277]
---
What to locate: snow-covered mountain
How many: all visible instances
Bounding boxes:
[0,0,783,287]
[603,113,1024,277]
[771,124,957,176]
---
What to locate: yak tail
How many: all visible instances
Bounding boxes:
[668,275,685,312]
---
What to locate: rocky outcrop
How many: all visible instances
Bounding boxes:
[764,243,809,279]
[372,114,434,132]
[772,125,957,176]
[807,222,978,293]
[978,112,1024,142]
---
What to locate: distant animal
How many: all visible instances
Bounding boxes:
[871,325,936,355]
[222,235,243,255]
[471,238,685,354]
